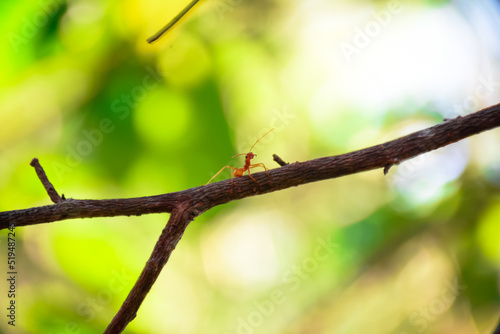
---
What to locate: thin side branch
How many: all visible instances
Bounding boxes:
[2,103,500,230]
[30,158,63,203]
[104,207,193,333]
[273,154,289,167]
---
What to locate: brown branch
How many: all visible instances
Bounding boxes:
[273,154,289,166]
[30,158,63,203]
[2,103,499,231]
[1,103,500,332]
[105,207,193,333]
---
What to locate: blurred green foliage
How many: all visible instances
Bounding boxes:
[1,0,500,333]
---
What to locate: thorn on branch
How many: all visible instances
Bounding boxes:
[30,158,63,203]
[273,154,289,167]
[383,164,393,175]
[383,158,401,175]
[443,115,462,122]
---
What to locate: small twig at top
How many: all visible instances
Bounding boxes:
[30,158,63,203]
[273,154,289,167]
[147,0,201,43]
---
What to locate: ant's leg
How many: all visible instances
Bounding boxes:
[249,163,272,184]
[206,166,237,185]
[229,168,235,194]
[246,168,261,186]
[250,163,269,175]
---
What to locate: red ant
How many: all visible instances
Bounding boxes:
[206,128,274,190]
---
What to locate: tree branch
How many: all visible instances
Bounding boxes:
[147,0,201,43]
[273,154,289,167]
[104,207,193,333]
[1,103,500,332]
[30,158,63,203]
[2,103,499,230]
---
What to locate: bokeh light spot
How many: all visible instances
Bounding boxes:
[134,88,191,147]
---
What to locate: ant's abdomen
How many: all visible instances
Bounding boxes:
[233,169,244,177]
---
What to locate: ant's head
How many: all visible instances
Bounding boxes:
[246,152,256,160]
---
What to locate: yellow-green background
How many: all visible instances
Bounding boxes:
[1,0,500,333]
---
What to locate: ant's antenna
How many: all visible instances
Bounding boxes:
[249,128,274,152]
[231,128,274,158]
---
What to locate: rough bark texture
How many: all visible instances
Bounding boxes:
[1,103,500,333]
[2,104,500,230]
